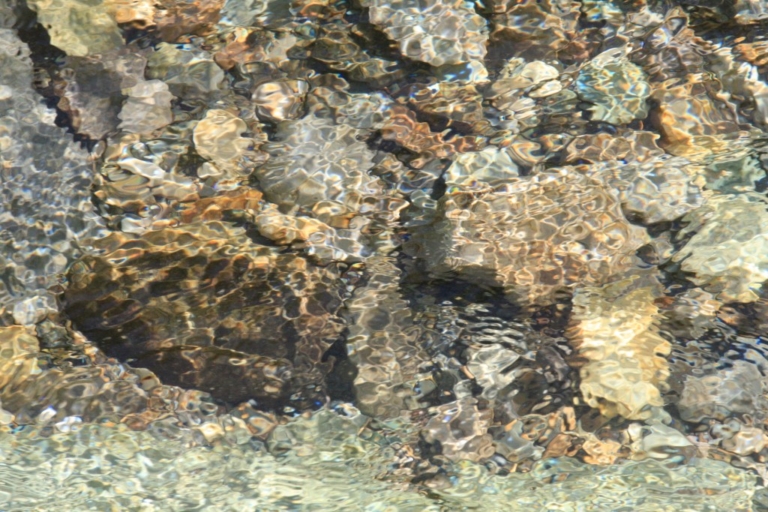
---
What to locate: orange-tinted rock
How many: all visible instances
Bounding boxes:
[154,0,225,42]
[380,105,485,168]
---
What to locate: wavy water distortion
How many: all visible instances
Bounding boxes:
[3,0,768,509]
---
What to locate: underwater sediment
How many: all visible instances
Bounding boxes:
[3,0,768,508]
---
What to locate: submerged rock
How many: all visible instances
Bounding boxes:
[118,79,174,134]
[0,320,228,430]
[0,326,40,392]
[568,272,670,420]
[95,136,203,232]
[252,79,308,122]
[379,105,485,168]
[311,22,404,86]
[360,0,487,71]
[51,47,147,139]
[422,397,494,462]
[344,256,432,419]
[192,108,261,180]
[307,79,394,131]
[406,168,648,305]
[490,0,589,62]
[153,0,225,42]
[443,146,519,189]
[678,361,765,423]
[27,0,124,57]
[398,80,487,132]
[674,194,768,303]
[256,115,376,213]
[575,48,651,125]
[649,77,744,159]
[0,29,106,317]
[61,221,345,410]
[146,43,226,101]
[254,114,407,261]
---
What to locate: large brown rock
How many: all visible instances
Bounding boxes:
[62,220,345,410]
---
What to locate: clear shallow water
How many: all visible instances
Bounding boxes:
[0,416,757,511]
[2,0,768,509]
